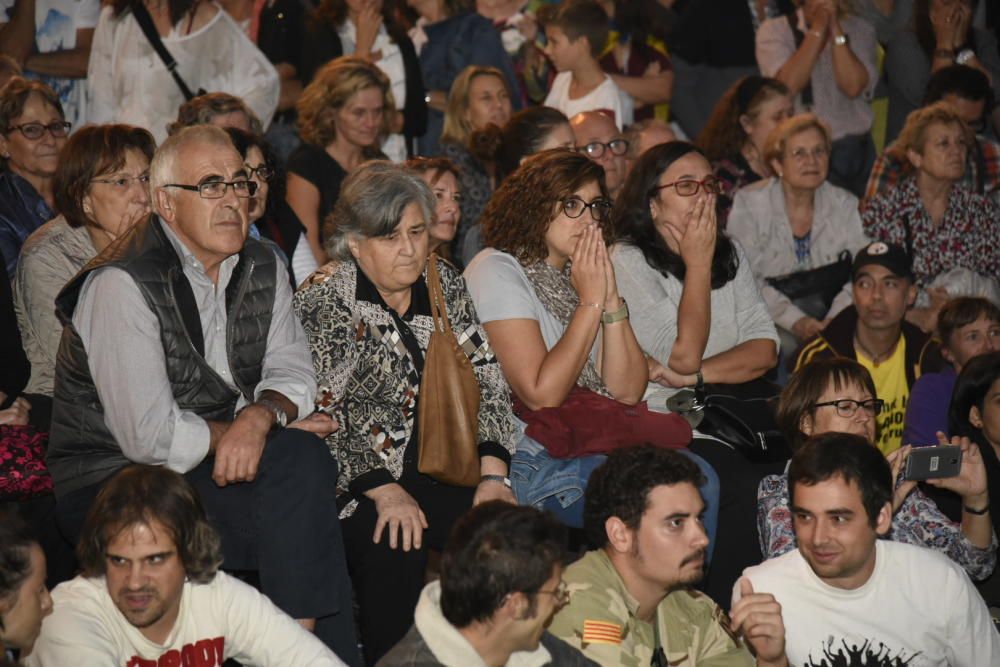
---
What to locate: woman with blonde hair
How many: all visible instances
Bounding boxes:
[862,101,999,332]
[727,113,869,357]
[286,56,393,264]
[439,65,512,261]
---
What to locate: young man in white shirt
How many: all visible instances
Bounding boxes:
[542,0,632,130]
[27,465,347,666]
[738,432,1000,666]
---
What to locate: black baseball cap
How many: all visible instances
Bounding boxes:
[852,242,913,280]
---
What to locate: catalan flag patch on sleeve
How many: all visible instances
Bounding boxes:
[582,619,623,645]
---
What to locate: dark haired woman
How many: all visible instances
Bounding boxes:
[758,357,994,578]
[611,141,779,408]
[696,75,793,219]
[458,105,572,264]
[0,78,66,282]
[86,0,279,143]
[299,0,427,162]
[885,0,1000,142]
[0,514,51,661]
[14,124,154,397]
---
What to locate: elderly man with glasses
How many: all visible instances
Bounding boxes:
[570,110,629,201]
[45,124,361,665]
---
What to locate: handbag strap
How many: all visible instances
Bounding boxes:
[425,254,453,336]
[132,2,198,101]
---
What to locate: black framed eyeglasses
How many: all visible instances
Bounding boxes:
[6,121,71,140]
[651,177,723,197]
[561,196,612,222]
[812,398,884,418]
[578,138,629,159]
[535,580,570,607]
[163,179,257,199]
[246,163,274,182]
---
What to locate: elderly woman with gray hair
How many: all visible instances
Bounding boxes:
[292,160,516,664]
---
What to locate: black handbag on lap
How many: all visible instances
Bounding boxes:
[766,250,852,320]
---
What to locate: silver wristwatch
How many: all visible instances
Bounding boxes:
[956,49,975,65]
[256,397,288,428]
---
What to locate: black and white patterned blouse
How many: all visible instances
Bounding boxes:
[293,257,516,518]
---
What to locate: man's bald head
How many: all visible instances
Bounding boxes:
[570,111,626,198]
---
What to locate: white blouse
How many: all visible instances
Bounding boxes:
[86,3,279,143]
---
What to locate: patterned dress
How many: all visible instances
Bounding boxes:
[293,257,516,518]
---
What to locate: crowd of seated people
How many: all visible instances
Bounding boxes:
[3,1,1000,665]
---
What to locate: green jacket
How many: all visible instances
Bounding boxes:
[549,551,755,667]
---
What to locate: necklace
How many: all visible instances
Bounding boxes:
[854,334,898,367]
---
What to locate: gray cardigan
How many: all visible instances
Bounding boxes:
[14,216,96,396]
[726,178,870,333]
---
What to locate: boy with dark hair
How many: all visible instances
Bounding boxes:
[904,296,1000,446]
[378,501,595,667]
[550,446,787,667]
[27,465,346,666]
[739,433,1000,666]
[542,0,633,130]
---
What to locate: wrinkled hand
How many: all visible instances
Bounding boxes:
[791,316,825,341]
[648,357,696,388]
[0,397,31,426]
[925,432,988,502]
[731,578,787,666]
[473,479,516,506]
[354,0,384,58]
[368,483,428,551]
[570,224,609,308]
[288,411,339,439]
[804,0,832,35]
[886,445,918,512]
[212,405,269,486]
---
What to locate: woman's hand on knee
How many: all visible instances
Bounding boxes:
[366,483,429,551]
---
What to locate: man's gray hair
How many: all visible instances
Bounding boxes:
[149,125,237,215]
[326,161,437,260]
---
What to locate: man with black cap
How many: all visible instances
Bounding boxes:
[791,241,944,454]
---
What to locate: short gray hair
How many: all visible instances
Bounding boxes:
[150,125,236,215]
[325,161,437,260]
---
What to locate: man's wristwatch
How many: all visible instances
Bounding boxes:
[480,474,512,488]
[255,397,288,428]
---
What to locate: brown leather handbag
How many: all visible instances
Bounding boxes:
[417,255,481,486]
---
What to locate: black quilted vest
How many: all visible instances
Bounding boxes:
[47,216,277,497]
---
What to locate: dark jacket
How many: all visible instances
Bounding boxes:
[377,626,599,667]
[791,305,944,386]
[47,216,277,497]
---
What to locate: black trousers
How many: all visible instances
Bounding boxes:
[340,467,475,665]
[56,428,361,666]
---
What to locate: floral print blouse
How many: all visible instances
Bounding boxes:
[758,471,997,581]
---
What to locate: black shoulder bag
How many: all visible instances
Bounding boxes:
[131,3,206,101]
[766,250,852,320]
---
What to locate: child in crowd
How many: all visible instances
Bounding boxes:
[542,0,633,130]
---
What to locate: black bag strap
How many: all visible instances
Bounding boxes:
[786,13,814,109]
[131,2,197,101]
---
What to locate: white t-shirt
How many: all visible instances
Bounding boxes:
[26,572,346,667]
[86,3,279,143]
[543,71,633,130]
[0,0,101,128]
[735,541,1000,667]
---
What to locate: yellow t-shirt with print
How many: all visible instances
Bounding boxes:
[857,337,908,456]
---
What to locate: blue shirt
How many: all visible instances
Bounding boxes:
[0,170,54,282]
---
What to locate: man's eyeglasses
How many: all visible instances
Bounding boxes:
[6,121,72,140]
[561,196,612,222]
[246,163,274,182]
[651,177,723,197]
[577,139,629,159]
[535,580,570,607]
[90,174,151,189]
[812,398,884,418]
[163,179,257,199]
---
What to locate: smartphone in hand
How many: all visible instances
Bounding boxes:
[902,445,962,481]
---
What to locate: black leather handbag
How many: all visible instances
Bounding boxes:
[766,250,852,320]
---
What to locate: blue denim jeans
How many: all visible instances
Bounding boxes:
[510,430,721,560]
